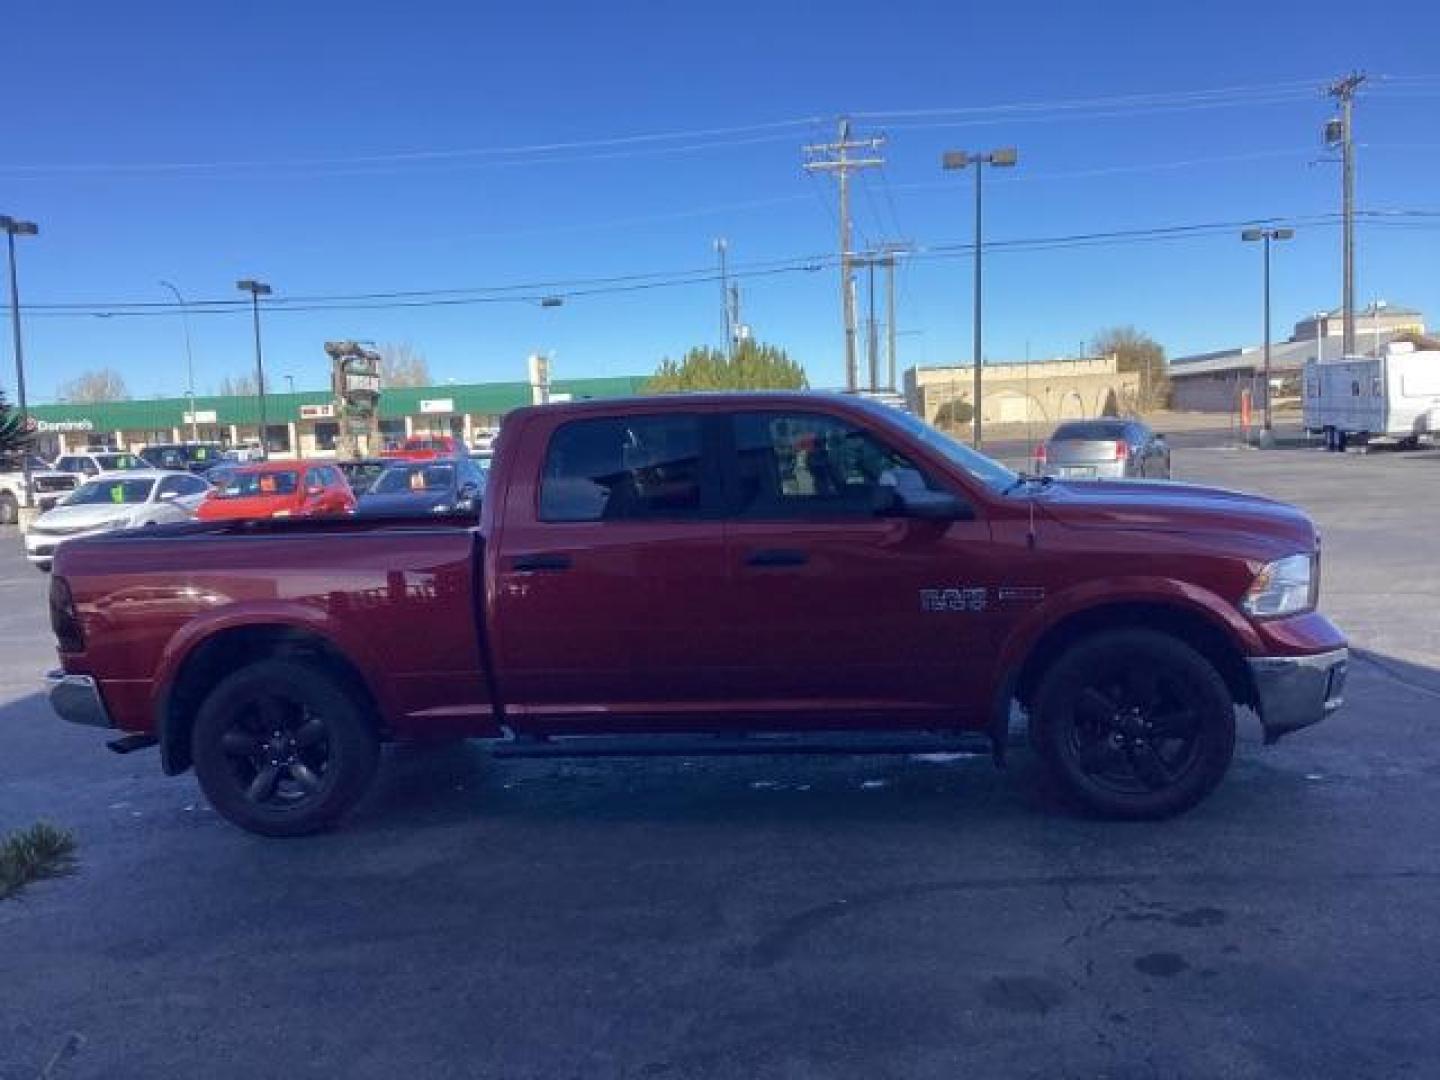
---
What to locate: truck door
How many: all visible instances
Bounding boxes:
[719,409,999,727]
[488,410,731,733]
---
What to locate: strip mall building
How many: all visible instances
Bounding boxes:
[26,376,648,459]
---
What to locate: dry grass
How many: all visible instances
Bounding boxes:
[0,822,77,900]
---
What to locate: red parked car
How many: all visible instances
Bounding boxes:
[381,435,463,461]
[46,393,1346,836]
[196,460,355,521]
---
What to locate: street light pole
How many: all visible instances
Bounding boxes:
[236,279,273,459]
[159,280,198,441]
[1241,227,1294,446]
[942,147,1018,450]
[2,215,39,509]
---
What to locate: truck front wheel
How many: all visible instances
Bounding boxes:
[1031,629,1236,819]
[191,658,380,837]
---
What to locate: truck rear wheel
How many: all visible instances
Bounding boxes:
[1031,629,1235,819]
[191,658,379,837]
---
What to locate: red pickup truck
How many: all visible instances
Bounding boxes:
[45,393,1347,836]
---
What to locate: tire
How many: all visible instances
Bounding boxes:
[0,492,17,526]
[1031,629,1235,820]
[191,658,380,837]
[34,561,51,574]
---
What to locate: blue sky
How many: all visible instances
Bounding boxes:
[3,0,1438,400]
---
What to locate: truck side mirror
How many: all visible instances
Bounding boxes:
[874,468,973,521]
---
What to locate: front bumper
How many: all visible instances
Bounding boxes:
[1248,648,1347,743]
[24,525,111,562]
[45,669,113,729]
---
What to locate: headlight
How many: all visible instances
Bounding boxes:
[1241,553,1316,618]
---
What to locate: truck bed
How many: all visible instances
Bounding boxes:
[52,516,498,739]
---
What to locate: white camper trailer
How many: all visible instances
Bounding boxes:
[1303,342,1440,450]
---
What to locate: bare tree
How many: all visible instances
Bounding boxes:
[217,374,259,397]
[57,368,129,402]
[1093,326,1169,411]
[378,343,432,388]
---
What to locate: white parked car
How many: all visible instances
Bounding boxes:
[23,469,211,571]
[52,449,147,479]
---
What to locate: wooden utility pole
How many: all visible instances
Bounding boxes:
[1327,72,1366,356]
[803,119,885,391]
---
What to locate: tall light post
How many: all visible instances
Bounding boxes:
[2,215,39,509]
[159,280,198,440]
[1241,227,1294,446]
[236,279,272,458]
[1313,310,1326,364]
[941,147,1018,450]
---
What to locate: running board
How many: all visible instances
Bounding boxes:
[488,730,1008,761]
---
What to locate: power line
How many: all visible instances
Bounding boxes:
[0,117,828,177]
[12,76,1428,180]
[22,209,1435,320]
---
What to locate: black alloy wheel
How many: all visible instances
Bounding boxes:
[1033,629,1236,819]
[192,658,379,837]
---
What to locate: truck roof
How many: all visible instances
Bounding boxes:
[509,390,879,421]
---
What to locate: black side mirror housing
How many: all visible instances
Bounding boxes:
[872,469,973,521]
[892,488,974,520]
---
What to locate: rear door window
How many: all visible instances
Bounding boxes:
[539,415,705,522]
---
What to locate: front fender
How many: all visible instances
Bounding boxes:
[995,575,1262,680]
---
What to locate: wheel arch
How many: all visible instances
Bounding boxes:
[1006,600,1259,722]
[157,623,384,776]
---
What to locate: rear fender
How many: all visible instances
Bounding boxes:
[152,602,395,773]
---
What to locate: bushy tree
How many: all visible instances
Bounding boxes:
[57,368,129,402]
[647,340,808,393]
[1093,326,1169,410]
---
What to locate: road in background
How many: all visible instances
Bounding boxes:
[2,444,1438,1080]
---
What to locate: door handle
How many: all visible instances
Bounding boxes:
[511,553,573,573]
[745,548,808,567]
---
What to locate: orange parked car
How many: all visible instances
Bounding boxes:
[196,460,356,521]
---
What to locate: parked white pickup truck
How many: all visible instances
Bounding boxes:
[0,454,80,525]
[1303,342,1440,451]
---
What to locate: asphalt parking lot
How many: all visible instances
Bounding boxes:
[3,442,1439,1080]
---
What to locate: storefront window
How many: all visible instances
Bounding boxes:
[315,422,339,452]
[264,424,292,454]
[379,419,406,451]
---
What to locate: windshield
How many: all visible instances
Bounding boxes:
[95,453,142,470]
[864,405,1018,494]
[65,478,154,506]
[372,463,456,495]
[216,470,299,498]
